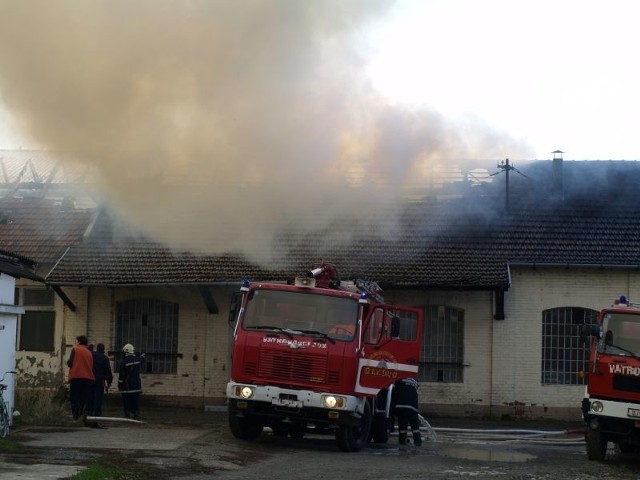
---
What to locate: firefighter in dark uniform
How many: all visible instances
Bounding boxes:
[118,343,143,420]
[393,376,422,446]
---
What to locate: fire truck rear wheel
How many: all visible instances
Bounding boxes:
[336,401,372,452]
[586,427,607,461]
[229,414,264,441]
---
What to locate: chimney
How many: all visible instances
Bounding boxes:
[552,150,564,200]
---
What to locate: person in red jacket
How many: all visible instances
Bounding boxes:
[67,335,95,420]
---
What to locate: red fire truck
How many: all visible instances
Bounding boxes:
[226,263,424,451]
[582,295,640,460]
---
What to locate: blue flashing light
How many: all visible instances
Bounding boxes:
[359,291,369,304]
[620,295,628,304]
[241,279,250,290]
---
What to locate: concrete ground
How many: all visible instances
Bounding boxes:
[4,404,638,480]
[0,404,229,480]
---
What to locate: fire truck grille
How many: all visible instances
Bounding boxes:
[243,361,257,376]
[258,350,328,384]
[613,374,640,394]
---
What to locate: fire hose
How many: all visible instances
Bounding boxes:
[390,415,586,446]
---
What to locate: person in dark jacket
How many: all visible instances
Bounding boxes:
[393,376,422,446]
[67,335,95,420]
[118,343,143,420]
[90,343,113,416]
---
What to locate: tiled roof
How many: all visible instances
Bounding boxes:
[0,197,94,264]
[28,158,640,290]
[43,199,640,290]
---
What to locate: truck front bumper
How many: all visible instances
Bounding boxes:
[226,382,365,426]
[583,396,640,438]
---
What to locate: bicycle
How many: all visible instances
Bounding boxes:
[0,371,16,438]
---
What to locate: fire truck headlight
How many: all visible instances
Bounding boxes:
[322,395,346,409]
[591,401,604,413]
[234,385,254,399]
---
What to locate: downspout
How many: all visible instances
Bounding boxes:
[490,299,494,418]
[491,263,512,417]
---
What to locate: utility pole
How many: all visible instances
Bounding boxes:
[495,158,514,211]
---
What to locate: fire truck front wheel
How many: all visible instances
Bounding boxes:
[229,414,264,441]
[336,401,372,452]
[586,427,608,461]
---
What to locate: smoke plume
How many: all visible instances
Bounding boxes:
[0,0,532,266]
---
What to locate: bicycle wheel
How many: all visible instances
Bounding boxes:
[0,403,9,438]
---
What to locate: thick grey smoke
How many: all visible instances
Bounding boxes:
[0,0,532,265]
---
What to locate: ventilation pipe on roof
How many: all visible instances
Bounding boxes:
[552,150,564,201]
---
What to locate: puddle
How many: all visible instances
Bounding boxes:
[439,445,536,463]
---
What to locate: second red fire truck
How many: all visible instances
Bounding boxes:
[582,295,640,460]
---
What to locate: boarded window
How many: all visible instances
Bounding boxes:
[115,298,179,374]
[541,307,596,385]
[19,311,55,351]
[419,305,464,383]
[17,287,56,352]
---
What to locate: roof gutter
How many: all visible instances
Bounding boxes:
[45,280,250,288]
[508,262,640,270]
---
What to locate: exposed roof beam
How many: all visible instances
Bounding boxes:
[198,286,219,314]
[51,285,76,312]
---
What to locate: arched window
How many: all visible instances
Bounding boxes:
[419,305,464,383]
[116,298,179,374]
[541,307,596,385]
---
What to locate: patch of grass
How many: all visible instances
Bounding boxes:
[0,436,23,452]
[69,453,144,480]
[14,387,71,426]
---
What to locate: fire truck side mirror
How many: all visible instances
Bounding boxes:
[580,323,602,343]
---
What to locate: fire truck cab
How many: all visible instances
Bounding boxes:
[226,263,424,451]
[582,296,640,460]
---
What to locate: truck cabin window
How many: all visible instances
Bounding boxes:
[243,289,358,341]
[601,313,640,356]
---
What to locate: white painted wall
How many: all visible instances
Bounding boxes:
[0,273,24,425]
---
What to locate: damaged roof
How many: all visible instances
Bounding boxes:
[3,156,640,291]
[0,196,94,265]
[43,198,640,290]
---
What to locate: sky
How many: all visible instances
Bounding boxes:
[365,0,640,161]
[1,0,638,161]
[0,1,637,265]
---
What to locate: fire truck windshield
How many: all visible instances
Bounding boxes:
[600,312,640,357]
[242,289,358,341]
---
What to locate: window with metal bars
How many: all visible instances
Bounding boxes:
[115,298,179,374]
[419,305,464,383]
[541,307,596,385]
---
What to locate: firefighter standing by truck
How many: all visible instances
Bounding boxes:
[393,376,422,446]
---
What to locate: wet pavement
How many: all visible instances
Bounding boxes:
[2,406,640,480]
